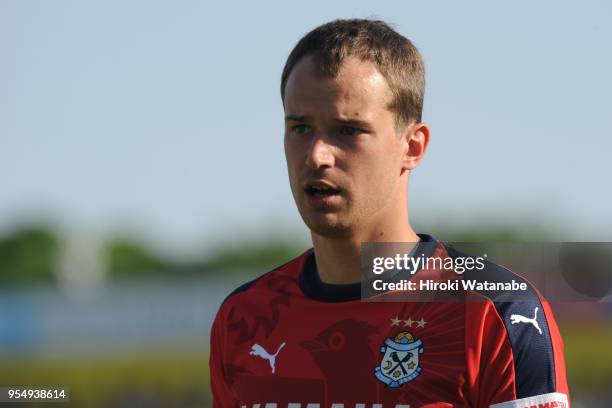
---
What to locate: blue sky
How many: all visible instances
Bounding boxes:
[1,0,611,253]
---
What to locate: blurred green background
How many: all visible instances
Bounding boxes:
[0,223,610,407]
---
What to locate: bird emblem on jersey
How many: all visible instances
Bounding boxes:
[374,331,424,387]
[249,342,286,374]
[510,307,543,335]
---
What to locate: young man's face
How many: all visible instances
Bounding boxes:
[283,55,412,238]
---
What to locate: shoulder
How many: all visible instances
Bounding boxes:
[445,245,566,399]
[216,249,311,313]
[210,250,311,346]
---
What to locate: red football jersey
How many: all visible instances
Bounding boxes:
[210,235,569,408]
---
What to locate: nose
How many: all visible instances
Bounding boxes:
[305,132,335,170]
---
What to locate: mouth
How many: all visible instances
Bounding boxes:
[303,180,342,209]
[305,184,341,198]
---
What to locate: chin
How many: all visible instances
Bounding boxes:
[302,213,354,239]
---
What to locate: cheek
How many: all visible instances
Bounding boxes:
[350,150,401,204]
[283,137,292,163]
[285,147,305,197]
[284,142,300,173]
[363,142,402,178]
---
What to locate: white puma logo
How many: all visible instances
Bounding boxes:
[510,307,543,335]
[249,342,286,373]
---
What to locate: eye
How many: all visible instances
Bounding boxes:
[292,124,311,134]
[328,332,345,350]
[339,126,361,136]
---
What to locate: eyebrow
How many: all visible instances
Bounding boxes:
[285,114,308,122]
[284,115,372,128]
[335,118,372,128]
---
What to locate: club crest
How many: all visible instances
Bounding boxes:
[374,331,424,387]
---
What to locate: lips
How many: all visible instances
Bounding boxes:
[303,180,342,209]
[304,180,340,196]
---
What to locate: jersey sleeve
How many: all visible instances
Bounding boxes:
[209,305,238,408]
[465,298,570,408]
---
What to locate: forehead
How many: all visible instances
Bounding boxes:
[283,55,393,119]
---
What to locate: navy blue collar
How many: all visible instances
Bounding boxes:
[299,234,439,302]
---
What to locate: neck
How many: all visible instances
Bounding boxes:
[311,193,419,284]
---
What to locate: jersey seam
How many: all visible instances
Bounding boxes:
[470,260,557,397]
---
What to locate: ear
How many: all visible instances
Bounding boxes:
[400,122,430,173]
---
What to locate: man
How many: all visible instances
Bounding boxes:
[210,19,569,407]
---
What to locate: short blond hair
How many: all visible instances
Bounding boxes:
[281,19,425,126]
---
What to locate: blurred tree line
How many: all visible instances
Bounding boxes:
[0,223,552,286]
[0,224,306,286]
[0,226,59,286]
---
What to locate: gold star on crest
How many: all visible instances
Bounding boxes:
[407,362,416,370]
